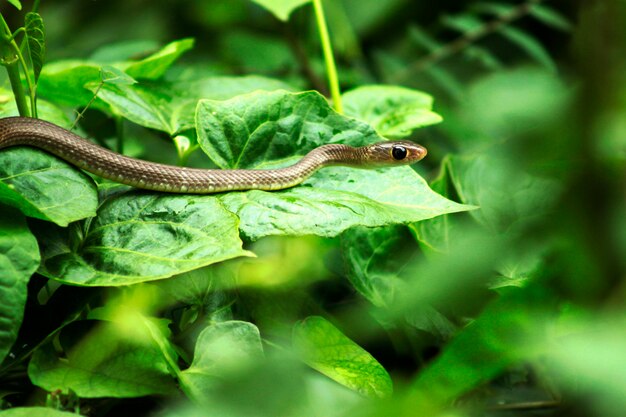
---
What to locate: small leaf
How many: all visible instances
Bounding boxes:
[441,13,482,33]
[28,320,178,397]
[37,191,253,286]
[101,65,137,85]
[6,0,21,10]
[529,4,572,32]
[124,38,194,80]
[180,321,264,400]
[498,26,556,72]
[25,12,46,83]
[0,408,80,417]
[0,207,39,364]
[293,316,392,398]
[250,0,311,21]
[342,85,443,137]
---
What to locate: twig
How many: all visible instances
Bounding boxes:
[390,0,543,82]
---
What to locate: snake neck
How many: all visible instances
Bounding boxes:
[300,144,366,168]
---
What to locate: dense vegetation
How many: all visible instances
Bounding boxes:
[0,1,624,416]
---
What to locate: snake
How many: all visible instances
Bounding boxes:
[0,117,427,193]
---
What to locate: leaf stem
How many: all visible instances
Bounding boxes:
[312,0,343,113]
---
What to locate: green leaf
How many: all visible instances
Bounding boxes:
[0,88,73,128]
[293,316,392,398]
[0,148,98,227]
[6,0,21,10]
[250,0,311,21]
[220,165,469,240]
[498,26,556,72]
[38,192,253,286]
[196,90,378,169]
[124,38,194,80]
[90,39,160,62]
[95,76,292,136]
[28,320,178,398]
[529,4,572,32]
[94,82,188,135]
[24,12,46,83]
[101,65,137,85]
[448,153,560,233]
[341,226,411,307]
[410,286,555,409]
[441,13,482,33]
[196,90,468,240]
[410,157,456,255]
[37,39,195,108]
[0,408,80,417]
[180,321,264,400]
[0,208,39,364]
[37,60,101,107]
[342,85,443,138]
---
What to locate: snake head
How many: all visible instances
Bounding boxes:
[365,140,428,166]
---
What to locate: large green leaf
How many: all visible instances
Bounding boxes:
[293,316,392,399]
[28,319,178,398]
[38,191,253,286]
[250,0,311,21]
[0,208,39,364]
[180,321,264,401]
[342,85,443,138]
[220,165,467,240]
[196,90,378,169]
[0,98,99,226]
[37,38,195,108]
[195,90,468,240]
[0,148,98,227]
[95,76,293,136]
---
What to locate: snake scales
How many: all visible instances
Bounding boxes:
[0,117,427,193]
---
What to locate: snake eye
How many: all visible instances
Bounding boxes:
[392,145,407,160]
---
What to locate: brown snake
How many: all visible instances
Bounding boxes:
[0,117,427,193]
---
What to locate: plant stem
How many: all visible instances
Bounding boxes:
[312,0,343,114]
[115,115,125,154]
[4,58,30,116]
[0,13,30,117]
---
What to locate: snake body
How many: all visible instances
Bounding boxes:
[0,117,427,193]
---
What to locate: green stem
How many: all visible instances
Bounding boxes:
[0,13,31,117]
[115,116,125,154]
[4,59,30,117]
[312,0,343,113]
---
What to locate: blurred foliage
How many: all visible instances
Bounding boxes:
[0,1,625,417]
